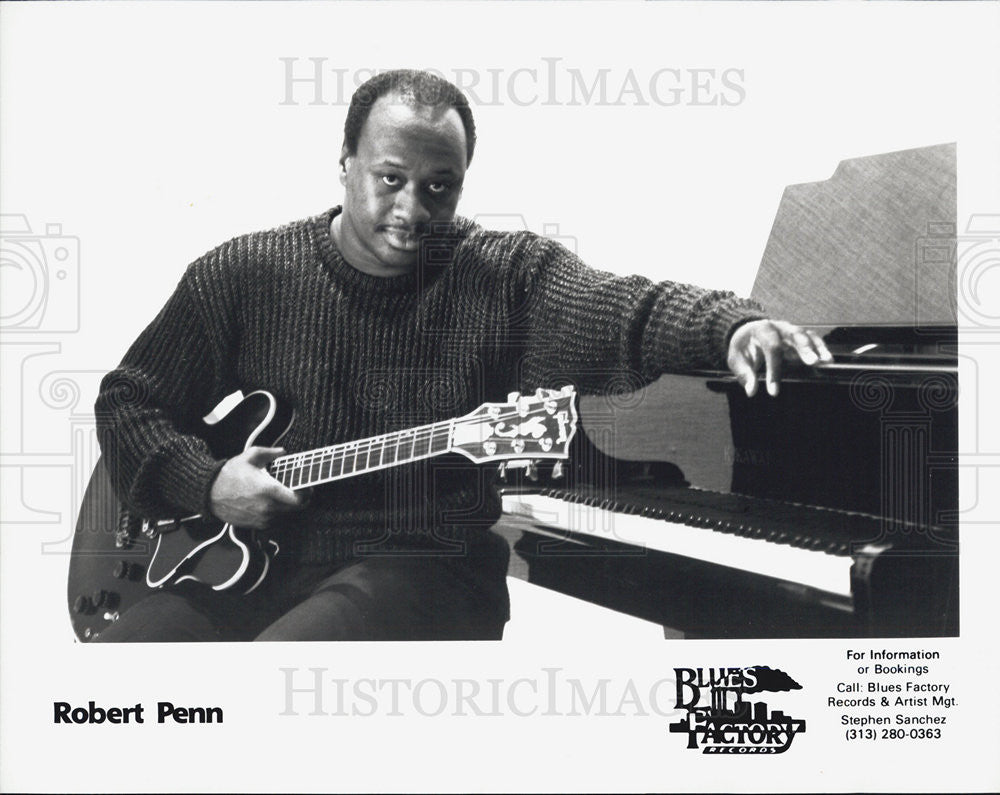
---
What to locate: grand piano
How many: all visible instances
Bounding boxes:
[500,143,959,639]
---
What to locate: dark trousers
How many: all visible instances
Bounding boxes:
[94,530,511,642]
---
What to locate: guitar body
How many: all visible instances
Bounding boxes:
[67,386,578,642]
[67,391,293,642]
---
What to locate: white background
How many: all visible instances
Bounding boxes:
[2,1,999,792]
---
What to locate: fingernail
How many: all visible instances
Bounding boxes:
[767,380,779,397]
[801,350,818,365]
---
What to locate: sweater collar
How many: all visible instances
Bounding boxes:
[312,207,475,293]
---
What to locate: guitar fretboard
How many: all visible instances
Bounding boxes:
[268,420,455,489]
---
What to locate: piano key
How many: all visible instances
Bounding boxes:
[501,493,854,598]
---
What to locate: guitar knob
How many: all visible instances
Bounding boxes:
[552,461,564,480]
[97,591,121,610]
[72,595,93,615]
[112,561,130,579]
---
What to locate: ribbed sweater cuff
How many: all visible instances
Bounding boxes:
[712,303,767,368]
[139,443,227,519]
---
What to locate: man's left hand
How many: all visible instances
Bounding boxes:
[727,319,833,397]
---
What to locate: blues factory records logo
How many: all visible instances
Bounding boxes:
[669,667,806,754]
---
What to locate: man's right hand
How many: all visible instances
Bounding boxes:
[208,446,306,529]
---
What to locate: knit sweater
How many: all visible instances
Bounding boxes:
[96,207,765,564]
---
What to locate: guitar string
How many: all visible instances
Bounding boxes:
[266,404,570,487]
[270,423,453,487]
[268,416,518,486]
[268,405,559,473]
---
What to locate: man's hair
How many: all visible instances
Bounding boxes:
[342,69,477,165]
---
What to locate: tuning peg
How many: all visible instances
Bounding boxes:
[498,462,508,481]
[552,461,564,480]
[525,460,539,481]
[507,391,520,402]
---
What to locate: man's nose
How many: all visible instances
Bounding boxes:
[391,183,431,226]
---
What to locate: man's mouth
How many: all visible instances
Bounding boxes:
[381,226,421,252]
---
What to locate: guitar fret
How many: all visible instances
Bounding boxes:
[308,452,322,485]
[431,423,449,454]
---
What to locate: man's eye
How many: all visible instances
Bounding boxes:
[427,182,450,195]
[381,175,400,187]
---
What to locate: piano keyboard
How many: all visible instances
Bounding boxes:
[501,489,893,601]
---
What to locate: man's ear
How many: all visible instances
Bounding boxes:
[338,146,351,186]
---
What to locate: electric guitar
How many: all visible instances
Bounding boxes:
[67,386,578,641]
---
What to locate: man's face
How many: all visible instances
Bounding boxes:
[337,93,468,276]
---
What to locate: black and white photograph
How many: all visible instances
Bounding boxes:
[1,1,998,791]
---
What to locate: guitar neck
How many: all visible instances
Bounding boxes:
[268,420,455,490]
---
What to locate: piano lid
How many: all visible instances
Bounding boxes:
[751,143,956,327]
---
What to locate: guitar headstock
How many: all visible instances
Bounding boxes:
[451,386,578,463]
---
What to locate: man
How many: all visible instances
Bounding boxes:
[94,69,830,642]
